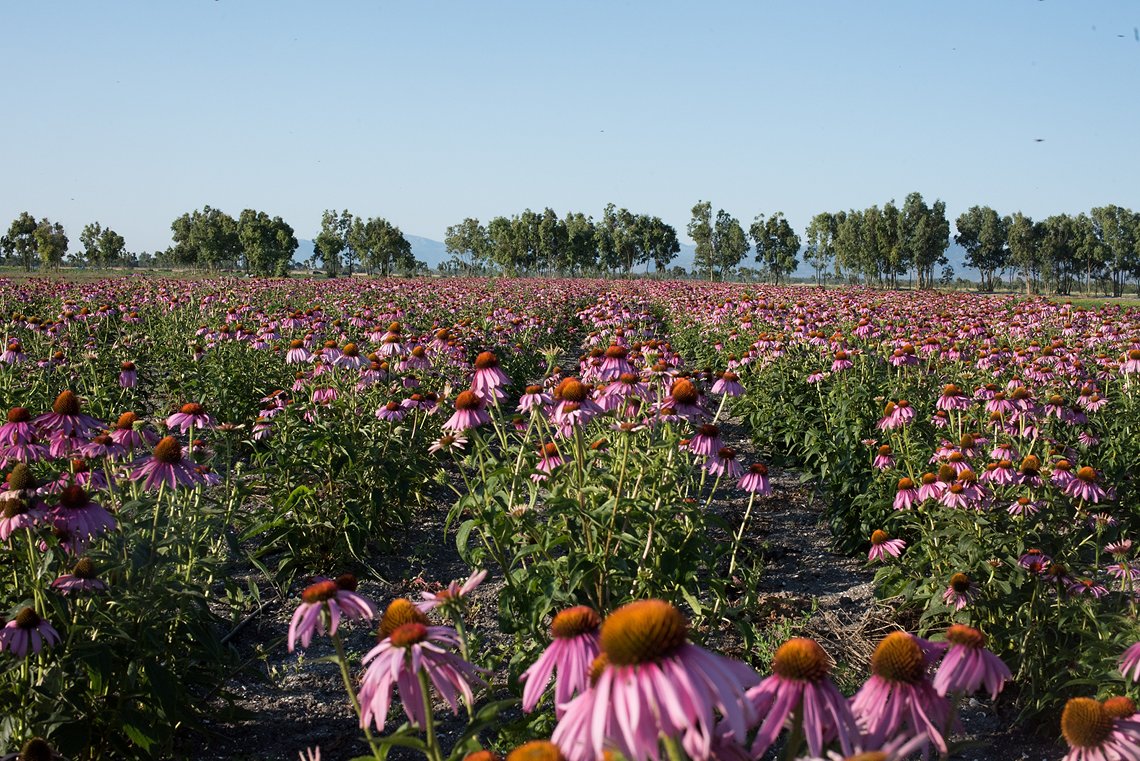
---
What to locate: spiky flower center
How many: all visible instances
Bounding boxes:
[379,598,429,640]
[506,740,565,761]
[937,464,957,483]
[772,637,830,681]
[15,606,41,629]
[946,624,985,649]
[844,753,887,761]
[556,378,588,403]
[58,485,89,510]
[898,477,915,490]
[301,580,339,604]
[19,737,54,761]
[454,390,482,411]
[389,622,428,648]
[871,632,924,684]
[1103,696,1136,719]
[749,463,768,476]
[53,390,81,415]
[717,447,737,461]
[334,573,357,591]
[1076,466,1098,483]
[121,361,135,371]
[1061,697,1112,749]
[474,351,499,370]
[670,378,699,405]
[1020,455,1041,475]
[697,424,719,438]
[878,445,892,456]
[180,402,205,416]
[942,384,960,396]
[72,557,97,579]
[540,442,560,459]
[153,436,183,464]
[524,385,543,395]
[7,463,35,491]
[600,599,688,666]
[289,339,304,349]
[7,407,30,423]
[551,606,601,639]
[588,653,609,685]
[870,530,890,546]
[950,573,972,593]
[882,401,897,416]
[1,498,27,518]
[618,372,640,385]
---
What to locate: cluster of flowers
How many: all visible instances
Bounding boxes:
[286,568,1023,761]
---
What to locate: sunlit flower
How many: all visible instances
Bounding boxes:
[943,572,976,610]
[444,391,491,432]
[932,625,1010,699]
[521,606,601,717]
[1060,697,1140,761]
[34,390,102,438]
[868,530,906,562]
[0,607,60,659]
[166,402,216,433]
[49,484,116,541]
[738,462,771,495]
[417,569,487,614]
[287,575,375,652]
[131,436,203,490]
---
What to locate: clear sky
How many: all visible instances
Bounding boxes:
[1,1,1138,253]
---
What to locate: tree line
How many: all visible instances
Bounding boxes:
[3,198,1139,294]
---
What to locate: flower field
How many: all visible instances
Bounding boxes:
[2,275,1139,761]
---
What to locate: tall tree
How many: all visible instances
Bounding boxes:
[563,212,597,274]
[1006,212,1042,294]
[1039,213,1079,295]
[444,217,490,273]
[954,206,1008,292]
[712,209,749,279]
[238,209,298,276]
[596,204,639,275]
[1,212,40,270]
[537,208,568,275]
[899,192,949,289]
[314,209,354,276]
[634,215,680,273]
[804,212,837,285]
[33,218,68,270]
[834,210,865,283]
[170,206,240,270]
[687,201,715,280]
[750,212,800,285]
[349,216,412,277]
[79,222,126,268]
[1091,205,1139,297]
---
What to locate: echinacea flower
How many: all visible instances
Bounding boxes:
[428,434,468,454]
[711,371,744,397]
[893,478,919,510]
[552,599,760,761]
[943,572,976,610]
[50,556,108,594]
[747,637,859,758]
[287,575,375,652]
[1120,643,1140,683]
[1064,467,1108,504]
[1060,696,1140,761]
[34,390,102,438]
[444,391,491,432]
[738,463,771,495]
[416,569,487,614]
[688,424,722,457]
[130,436,204,490]
[166,402,216,433]
[521,606,602,717]
[358,621,487,732]
[119,361,137,388]
[0,607,61,659]
[49,484,116,541]
[706,447,742,479]
[662,377,705,420]
[932,624,1010,699]
[850,631,951,755]
[868,530,906,562]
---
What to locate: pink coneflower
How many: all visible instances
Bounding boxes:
[34,390,102,438]
[1120,643,1140,683]
[0,407,37,446]
[943,572,976,610]
[1008,495,1040,516]
[0,492,46,541]
[688,424,722,457]
[830,349,854,372]
[806,371,828,384]
[444,391,491,432]
[936,384,971,411]
[521,606,602,717]
[598,345,634,381]
[868,530,906,562]
[334,342,368,369]
[49,484,116,541]
[1122,349,1140,374]
[747,637,859,758]
[1068,578,1109,598]
[416,569,487,614]
[1107,539,1134,558]
[1,340,26,364]
[285,339,312,364]
[287,575,375,652]
[876,399,916,430]
[402,345,431,371]
[738,463,771,495]
[872,444,894,470]
[472,351,511,401]
[131,436,203,490]
[552,599,759,761]
[0,607,60,658]
[710,371,744,397]
[428,434,468,454]
[166,402,216,433]
[1018,549,1051,573]
[932,625,1010,699]
[50,556,108,594]
[119,360,137,388]
[532,443,565,482]
[662,377,705,420]
[81,433,127,460]
[707,447,742,479]
[110,411,157,451]
[850,631,952,755]
[552,378,604,429]
[358,620,486,732]
[1017,455,1043,487]
[375,401,407,423]
[1060,697,1140,761]
[518,385,553,413]
[1065,467,1108,503]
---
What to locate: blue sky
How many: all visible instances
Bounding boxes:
[1,1,1138,253]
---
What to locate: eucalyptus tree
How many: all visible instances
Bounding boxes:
[712,209,749,280]
[349,216,412,277]
[899,192,949,289]
[804,212,837,284]
[1,212,39,270]
[79,222,126,268]
[1006,212,1042,294]
[563,212,597,275]
[170,206,240,270]
[237,209,298,276]
[750,211,799,285]
[688,201,715,280]
[1091,205,1139,297]
[444,218,490,274]
[954,206,1008,292]
[33,218,68,270]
